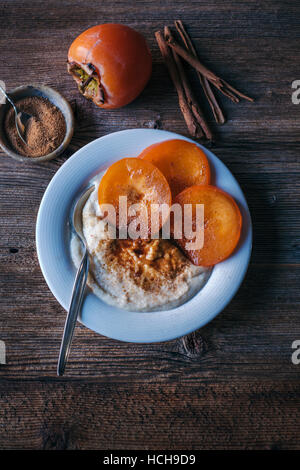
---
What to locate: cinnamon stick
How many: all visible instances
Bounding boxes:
[174,20,225,124]
[164,31,253,103]
[155,30,205,139]
[164,26,212,141]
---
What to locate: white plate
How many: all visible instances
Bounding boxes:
[36,129,252,343]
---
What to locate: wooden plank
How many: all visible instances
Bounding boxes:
[0,381,299,450]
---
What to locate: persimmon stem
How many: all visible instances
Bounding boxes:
[67,61,105,105]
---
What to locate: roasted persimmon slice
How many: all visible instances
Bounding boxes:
[138,139,210,198]
[173,185,242,266]
[98,158,171,236]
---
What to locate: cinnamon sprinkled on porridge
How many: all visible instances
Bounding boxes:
[71,178,211,311]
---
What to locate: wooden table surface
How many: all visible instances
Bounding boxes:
[1,0,300,450]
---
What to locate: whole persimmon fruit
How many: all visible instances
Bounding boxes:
[67,24,152,109]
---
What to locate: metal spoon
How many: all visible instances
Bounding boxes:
[57,185,95,376]
[0,84,32,145]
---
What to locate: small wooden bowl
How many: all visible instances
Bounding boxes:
[0,84,74,162]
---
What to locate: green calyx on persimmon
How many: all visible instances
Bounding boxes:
[67,62,104,105]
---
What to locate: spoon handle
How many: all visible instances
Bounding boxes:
[57,248,89,376]
[0,84,17,112]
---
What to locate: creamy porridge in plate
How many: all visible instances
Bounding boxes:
[71,175,212,312]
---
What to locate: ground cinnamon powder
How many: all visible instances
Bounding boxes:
[4,96,66,158]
